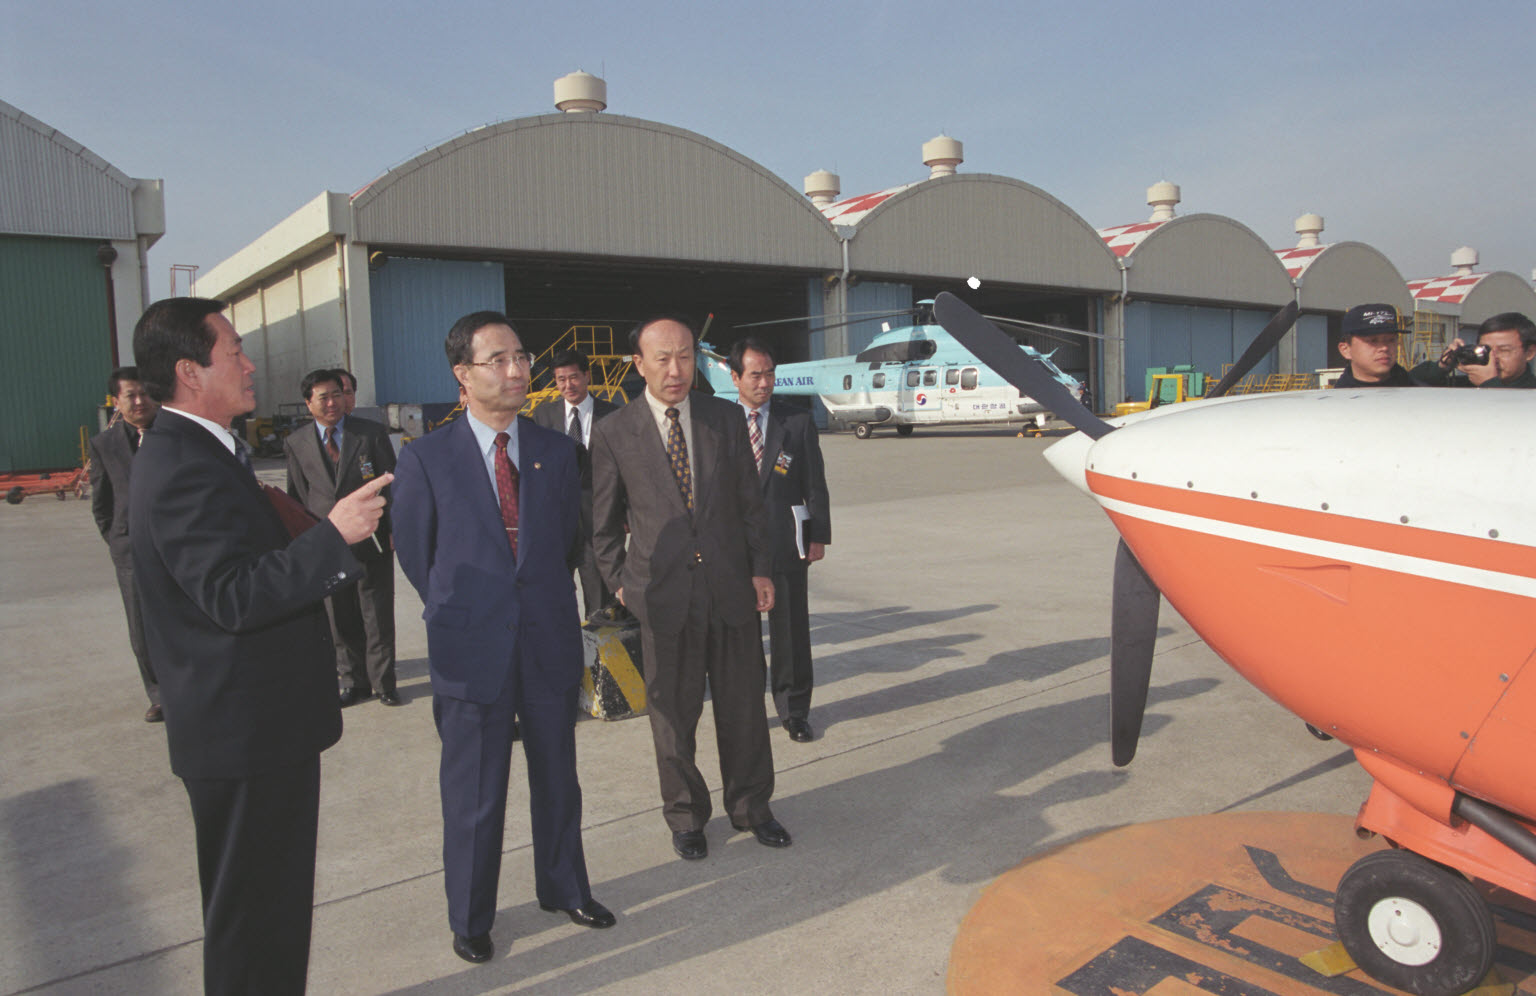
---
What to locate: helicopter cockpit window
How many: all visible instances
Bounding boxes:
[872,372,886,389]
[906,369,920,387]
[945,369,959,386]
[843,375,852,390]
[961,367,979,390]
[922,369,937,387]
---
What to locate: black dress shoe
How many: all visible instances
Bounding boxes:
[452,932,493,963]
[731,817,792,848]
[378,690,401,706]
[144,704,164,723]
[339,687,374,708]
[539,899,616,928]
[782,717,813,742]
[671,829,707,860]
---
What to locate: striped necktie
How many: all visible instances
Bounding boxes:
[748,409,764,473]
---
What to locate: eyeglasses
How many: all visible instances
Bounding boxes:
[466,352,531,372]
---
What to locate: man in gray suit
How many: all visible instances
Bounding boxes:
[285,368,399,707]
[591,316,790,861]
[89,366,163,722]
[531,348,619,617]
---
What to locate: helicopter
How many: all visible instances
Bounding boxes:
[934,291,1536,996]
[697,300,1087,438]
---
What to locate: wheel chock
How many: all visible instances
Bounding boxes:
[1299,941,1356,977]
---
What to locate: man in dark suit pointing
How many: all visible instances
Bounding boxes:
[591,315,789,861]
[393,311,613,966]
[129,297,390,994]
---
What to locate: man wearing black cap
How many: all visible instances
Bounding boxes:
[1332,303,1417,387]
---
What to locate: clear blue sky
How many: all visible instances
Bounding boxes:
[4,0,1532,300]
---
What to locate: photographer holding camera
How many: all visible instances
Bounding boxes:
[1411,312,1536,389]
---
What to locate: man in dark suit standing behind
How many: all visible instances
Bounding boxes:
[729,338,832,744]
[531,348,618,617]
[129,297,391,995]
[393,312,613,966]
[89,366,164,722]
[591,315,790,861]
[285,368,400,707]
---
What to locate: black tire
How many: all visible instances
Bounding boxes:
[5,486,23,505]
[1334,849,1495,996]
[896,425,914,437]
[853,422,872,440]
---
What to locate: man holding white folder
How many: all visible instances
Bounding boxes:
[729,338,832,744]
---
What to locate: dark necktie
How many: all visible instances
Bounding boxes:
[748,409,764,473]
[567,408,583,445]
[324,426,341,465]
[493,431,519,557]
[230,432,255,476]
[665,408,693,513]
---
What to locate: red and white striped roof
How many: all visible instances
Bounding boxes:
[1274,245,1327,279]
[1408,273,1489,305]
[819,183,918,226]
[1097,220,1166,257]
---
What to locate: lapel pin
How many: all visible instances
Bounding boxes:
[533,461,542,470]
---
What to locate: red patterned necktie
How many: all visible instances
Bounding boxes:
[493,431,519,556]
[324,426,340,465]
[664,408,693,512]
[748,409,764,473]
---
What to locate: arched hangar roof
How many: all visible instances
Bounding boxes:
[351,112,840,271]
[0,98,158,242]
[836,174,1119,293]
[1410,270,1536,325]
[1110,213,1294,308]
[1280,242,1412,314]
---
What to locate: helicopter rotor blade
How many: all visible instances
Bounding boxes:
[733,309,918,330]
[981,314,1111,342]
[1111,539,1160,767]
[932,292,1115,440]
[1205,301,1301,399]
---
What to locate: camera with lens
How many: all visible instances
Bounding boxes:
[1450,343,1491,366]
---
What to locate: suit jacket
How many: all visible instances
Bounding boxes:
[89,419,145,565]
[531,394,619,534]
[754,399,832,574]
[285,415,396,556]
[129,410,361,780]
[590,392,770,632]
[392,415,585,704]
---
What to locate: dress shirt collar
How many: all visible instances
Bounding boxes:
[739,399,770,423]
[465,410,518,474]
[315,416,344,444]
[161,406,238,457]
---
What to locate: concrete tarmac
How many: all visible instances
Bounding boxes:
[0,428,1369,995]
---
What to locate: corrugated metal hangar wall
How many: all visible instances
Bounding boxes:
[1,100,163,471]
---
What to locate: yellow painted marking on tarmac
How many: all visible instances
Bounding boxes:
[595,627,647,708]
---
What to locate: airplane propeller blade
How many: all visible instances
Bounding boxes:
[1205,301,1300,399]
[1111,538,1160,766]
[932,292,1115,440]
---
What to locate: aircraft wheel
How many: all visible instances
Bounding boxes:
[896,425,914,437]
[1333,849,1495,996]
[853,422,872,440]
[5,486,23,505]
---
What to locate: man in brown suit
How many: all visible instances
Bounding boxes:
[590,316,789,861]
